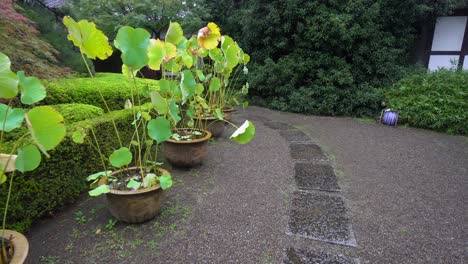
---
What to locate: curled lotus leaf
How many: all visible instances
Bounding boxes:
[197,22,221,50]
[165,22,183,45]
[230,120,255,144]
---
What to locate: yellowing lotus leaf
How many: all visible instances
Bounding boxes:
[148,39,166,70]
[63,16,112,60]
[197,22,221,50]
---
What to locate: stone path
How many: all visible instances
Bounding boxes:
[256,117,359,263]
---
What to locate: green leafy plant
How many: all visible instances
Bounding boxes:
[385,69,468,134]
[143,21,256,143]
[63,16,173,196]
[0,51,66,262]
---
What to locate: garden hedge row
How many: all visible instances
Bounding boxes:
[52,103,104,123]
[42,73,155,111]
[385,69,468,134]
[0,106,144,231]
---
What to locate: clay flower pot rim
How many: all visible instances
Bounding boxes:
[222,106,235,112]
[194,115,220,121]
[166,128,212,144]
[0,229,29,264]
[108,167,169,196]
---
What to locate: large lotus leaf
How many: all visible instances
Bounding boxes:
[114,26,150,70]
[209,48,223,63]
[147,117,171,143]
[186,35,199,50]
[159,80,181,98]
[168,99,181,125]
[122,65,139,78]
[17,71,46,105]
[230,120,255,144]
[158,174,172,190]
[63,16,112,60]
[109,147,132,168]
[197,22,221,50]
[221,35,234,52]
[225,44,240,70]
[180,70,196,103]
[15,145,41,172]
[0,52,19,99]
[0,104,24,132]
[148,39,166,70]
[89,184,110,196]
[209,77,221,92]
[26,106,65,154]
[150,91,168,115]
[176,36,188,49]
[164,42,177,61]
[178,50,193,68]
[165,59,182,73]
[165,22,183,45]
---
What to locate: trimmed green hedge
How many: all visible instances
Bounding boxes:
[52,103,104,123]
[385,69,468,134]
[42,73,155,111]
[0,107,141,231]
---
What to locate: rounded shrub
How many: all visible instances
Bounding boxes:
[0,106,146,231]
[385,69,468,134]
[52,103,104,123]
[42,73,155,110]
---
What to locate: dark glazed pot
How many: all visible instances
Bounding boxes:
[106,167,169,223]
[195,116,225,138]
[0,229,29,264]
[162,128,211,167]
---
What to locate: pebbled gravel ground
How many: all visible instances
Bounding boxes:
[24,106,467,264]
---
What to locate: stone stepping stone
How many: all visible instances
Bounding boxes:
[294,163,340,192]
[264,121,294,130]
[282,248,359,264]
[287,191,357,247]
[290,143,327,161]
[280,130,312,142]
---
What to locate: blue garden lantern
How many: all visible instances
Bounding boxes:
[380,109,399,126]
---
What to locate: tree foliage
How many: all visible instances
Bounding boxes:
[0,0,68,78]
[204,0,465,116]
[63,0,210,39]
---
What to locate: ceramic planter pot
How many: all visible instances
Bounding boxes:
[195,116,224,138]
[0,229,29,264]
[162,128,211,168]
[106,167,170,223]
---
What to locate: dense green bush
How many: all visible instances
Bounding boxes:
[42,73,155,111]
[52,103,104,123]
[0,107,141,231]
[385,69,468,134]
[205,0,462,116]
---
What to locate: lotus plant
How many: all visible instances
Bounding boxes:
[0,52,66,261]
